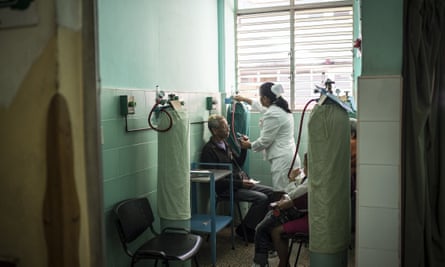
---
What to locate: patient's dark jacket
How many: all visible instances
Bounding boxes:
[200,139,247,194]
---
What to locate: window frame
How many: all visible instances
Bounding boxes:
[235,0,354,110]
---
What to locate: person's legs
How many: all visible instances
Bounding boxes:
[253,211,277,266]
[250,183,275,199]
[271,225,289,267]
[272,215,309,267]
[235,184,273,230]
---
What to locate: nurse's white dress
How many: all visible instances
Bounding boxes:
[250,100,301,191]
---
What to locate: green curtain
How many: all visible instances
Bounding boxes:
[402,0,445,266]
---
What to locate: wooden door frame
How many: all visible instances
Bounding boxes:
[82,0,105,266]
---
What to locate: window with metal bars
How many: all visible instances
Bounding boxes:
[236,0,353,110]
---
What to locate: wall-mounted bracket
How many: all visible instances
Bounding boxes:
[120,95,136,116]
[206,96,217,111]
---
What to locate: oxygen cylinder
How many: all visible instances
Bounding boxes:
[157,108,191,220]
[308,102,350,267]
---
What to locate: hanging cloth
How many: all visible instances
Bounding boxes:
[157,108,191,220]
[307,102,350,253]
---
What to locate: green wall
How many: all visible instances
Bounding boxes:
[98,0,229,266]
[361,0,403,75]
[355,1,403,266]
[97,0,325,266]
[98,0,219,90]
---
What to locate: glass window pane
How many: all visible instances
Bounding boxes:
[293,6,353,109]
[236,2,353,110]
[295,0,346,5]
[238,0,290,9]
[237,12,291,100]
[238,0,347,9]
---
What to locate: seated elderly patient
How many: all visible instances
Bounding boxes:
[200,114,275,242]
[252,153,309,267]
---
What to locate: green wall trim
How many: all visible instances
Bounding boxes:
[361,0,403,76]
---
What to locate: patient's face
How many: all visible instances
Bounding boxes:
[216,119,230,139]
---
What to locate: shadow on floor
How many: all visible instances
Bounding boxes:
[197,227,355,267]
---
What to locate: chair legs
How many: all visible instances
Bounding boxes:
[286,240,294,266]
[216,199,249,245]
[193,255,200,267]
[287,240,304,267]
[294,241,304,267]
[285,234,309,267]
[134,257,199,267]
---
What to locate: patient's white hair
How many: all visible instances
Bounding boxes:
[207,114,225,132]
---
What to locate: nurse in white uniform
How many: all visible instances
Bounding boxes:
[235,82,300,191]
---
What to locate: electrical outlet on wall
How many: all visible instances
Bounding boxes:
[127,96,136,114]
[206,96,217,111]
[120,95,136,115]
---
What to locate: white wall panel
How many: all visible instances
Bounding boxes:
[356,75,402,267]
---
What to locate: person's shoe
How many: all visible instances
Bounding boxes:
[268,250,278,258]
[245,227,256,243]
[251,262,269,267]
[253,253,269,267]
[236,224,255,243]
[235,224,245,238]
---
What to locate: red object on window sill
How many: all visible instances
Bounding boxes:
[353,38,362,51]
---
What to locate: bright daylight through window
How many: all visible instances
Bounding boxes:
[236,0,353,110]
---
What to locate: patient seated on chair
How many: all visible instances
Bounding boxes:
[252,153,309,267]
[200,114,275,242]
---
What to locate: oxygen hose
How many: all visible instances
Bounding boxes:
[287,98,318,179]
[230,101,241,147]
[148,101,173,132]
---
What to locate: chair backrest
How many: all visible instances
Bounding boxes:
[114,197,155,243]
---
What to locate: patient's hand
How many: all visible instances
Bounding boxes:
[239,139,251,149]
[289,168,301,181]
[242,179,254,188]
[277,199,294,210]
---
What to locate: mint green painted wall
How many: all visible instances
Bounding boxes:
[100,88,217,267]
[361,0,403,75]
[97,1,228,266]
[356,1,403,265]
[98,0,219,90]
[223,0,236,94]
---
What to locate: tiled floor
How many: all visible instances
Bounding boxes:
[198,227,355,267]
